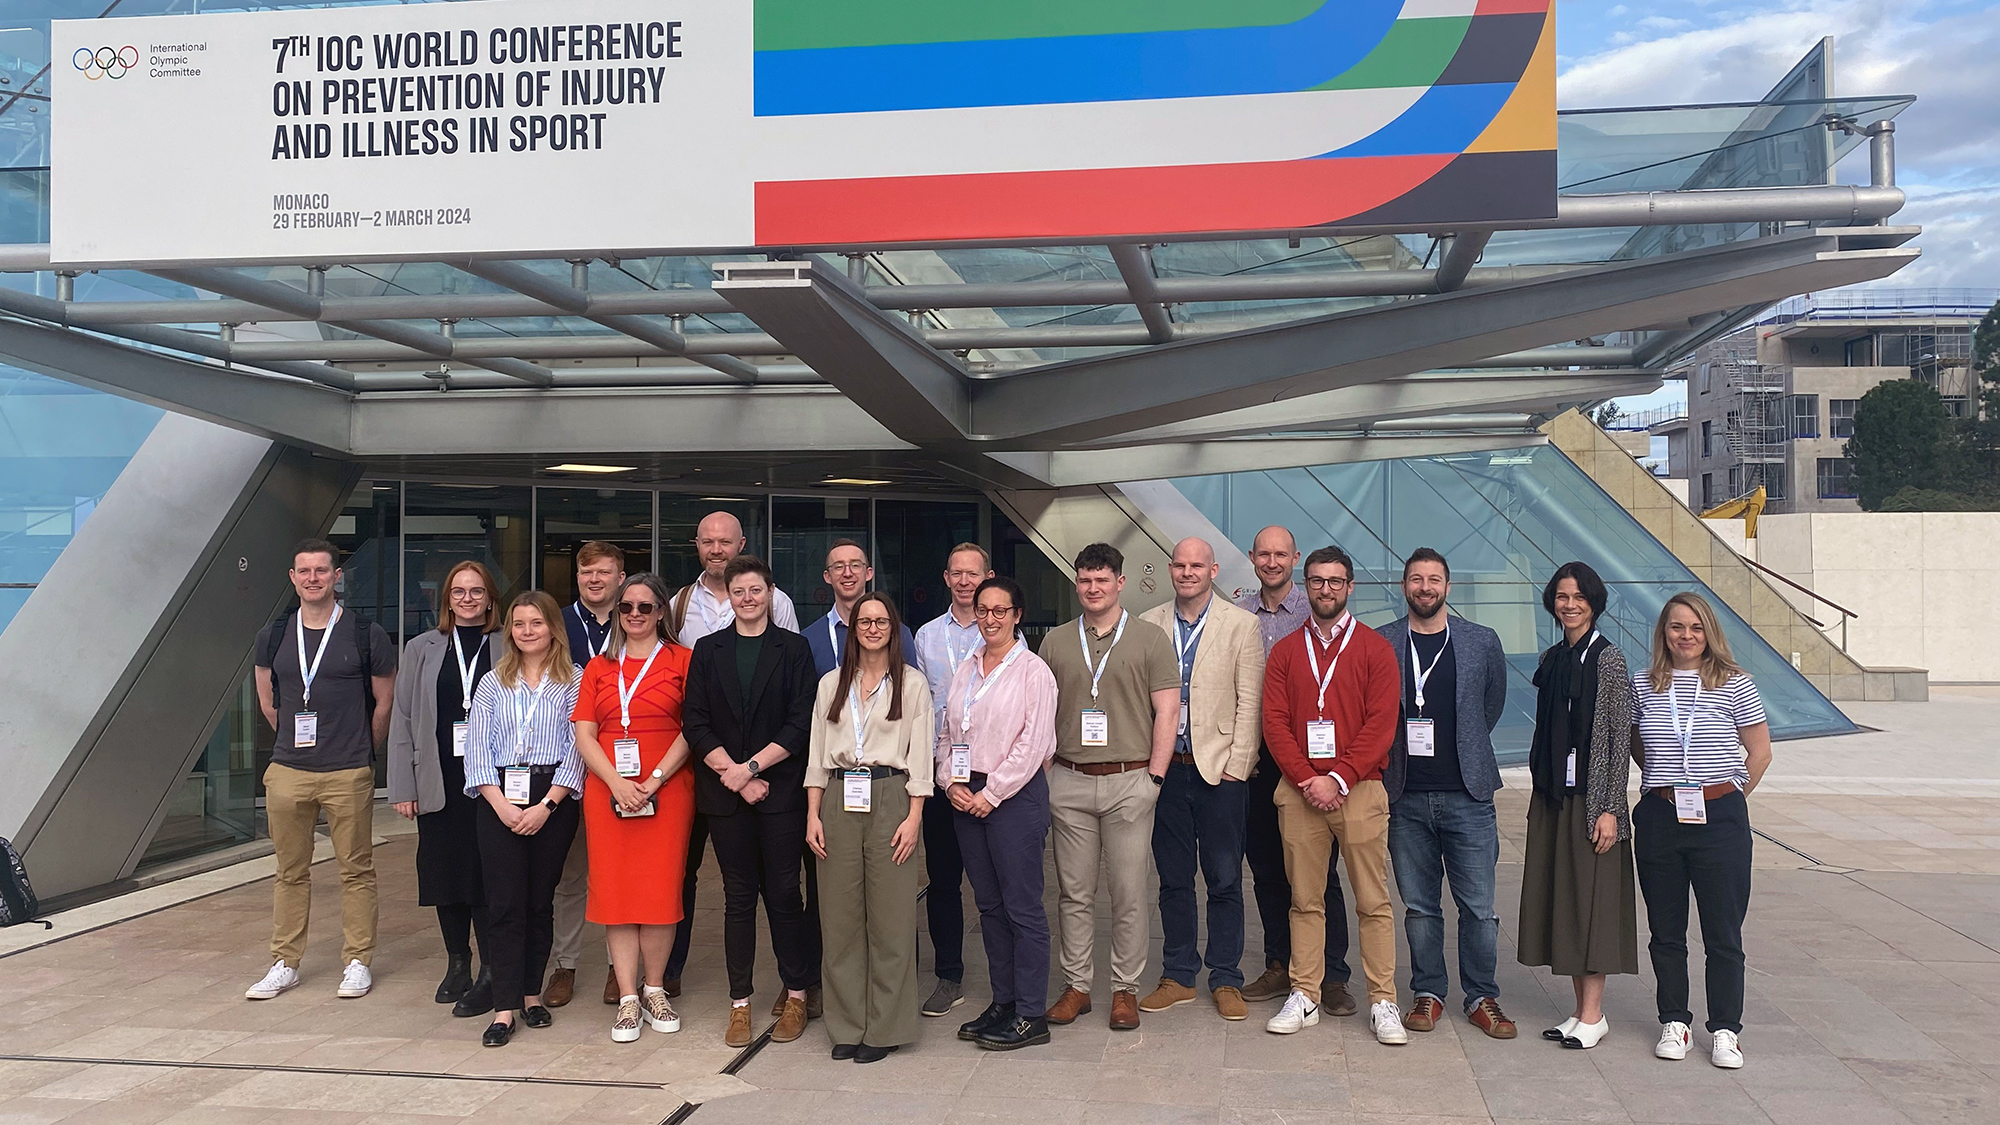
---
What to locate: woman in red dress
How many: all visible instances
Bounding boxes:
[572,573,694,1043]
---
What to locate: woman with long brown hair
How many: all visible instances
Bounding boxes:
[463,591,583,1046]
[1630,592,1772,1070]
[387,559,503,1017]
[804,591,934,1063]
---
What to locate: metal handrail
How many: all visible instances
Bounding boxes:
[1738,555,1858,651]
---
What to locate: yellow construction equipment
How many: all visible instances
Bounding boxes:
[1700,486,1767,538]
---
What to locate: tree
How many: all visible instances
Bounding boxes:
[1845,378,1962,509]
[1970,296,2000,475]
[1590,401,1624,428]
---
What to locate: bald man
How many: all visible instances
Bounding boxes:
[672,511,799,646]
[1135,538,1266,1020]
[1234,526,1356,1015]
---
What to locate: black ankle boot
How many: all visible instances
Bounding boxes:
[958,1002,1015,1042]
[453,966,494,1018]
[435,953,473,1004]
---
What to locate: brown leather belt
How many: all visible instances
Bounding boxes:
[1055,757,1151,776]
[1170,751,1198,767]
[1649,783,1739,802]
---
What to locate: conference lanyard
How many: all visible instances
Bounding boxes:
[848,674,886,763]
[452,630,487,712]
[572,603,611,658]
[944,614,978,675]
[1303,614,1355,719]
[962,642,1026,735]
[512,676,550,765]
[1408,623,1450,714]
[616,643,663,734]
[1665,672,1704,782]
[1078,611,1129,701]
[1174,603,1209,736]
[296,604,342,710]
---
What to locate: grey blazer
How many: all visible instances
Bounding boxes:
[1377,614,1510,803]
[385,630,463,814]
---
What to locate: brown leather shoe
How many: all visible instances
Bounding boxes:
[1214,986,1248,1021]
[1139,979,1197,1012]
[662,976,681,999]
[771,997,808,1043]
[1109,990,1140,1031]
[1241,960,1289,1003]
[543,968,575,1008]
[1045,987,1092,1025]
[1469,997,1518,1039]
[1322,980,1358,1017]
[1406,995,1444,1032]
[602,967,620,1006]
[725,1004,753,1048]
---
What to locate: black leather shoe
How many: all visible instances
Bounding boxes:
[976,1015,1050,1051]
[435,953,473,1004]
[453,966,494,1018]
[522,1005,553,1029]
[830,1043,858,1060]
[854,1043,898,1064]
[481,1019,516,1048]
[958,1002,1015,1042]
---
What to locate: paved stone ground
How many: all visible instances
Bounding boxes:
[0,688,1994,1125]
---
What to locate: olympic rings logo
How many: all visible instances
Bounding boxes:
[73,46,139,80]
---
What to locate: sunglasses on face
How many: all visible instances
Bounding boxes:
[617,601,658,616]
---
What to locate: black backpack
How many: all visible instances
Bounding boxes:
[0,835,51,929]
[258,607,379,724]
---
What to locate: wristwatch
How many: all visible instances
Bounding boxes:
[541,796,561,813]
[1150,772,1165,787]
[650,765,667,782]
[746,759,763,779]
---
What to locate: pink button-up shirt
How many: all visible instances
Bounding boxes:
[934,640,1058,807]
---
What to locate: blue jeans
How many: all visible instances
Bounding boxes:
[1388,789,1500,1012]
[1153,759,1247,991]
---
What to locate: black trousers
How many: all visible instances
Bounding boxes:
[1635,790,1753,1034]
[664,811,708,980]
[708,806,815,1000]
[474,774,580,1014]
[922,790,966,982]
[1245,743,1352,981]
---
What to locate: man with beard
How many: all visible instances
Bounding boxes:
[1375,548,1516,1039]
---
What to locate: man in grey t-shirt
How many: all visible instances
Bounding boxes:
[244,538,396,1003]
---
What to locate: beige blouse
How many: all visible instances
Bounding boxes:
[805,665,936,798]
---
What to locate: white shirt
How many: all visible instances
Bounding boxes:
[676,578,800,647]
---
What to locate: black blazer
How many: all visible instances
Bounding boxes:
[682,625,818,817]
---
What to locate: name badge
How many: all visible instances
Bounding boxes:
[614,797,656,818]
[293,711,318,747]
[452,721,469,758]
[1565,752,1577,787]
[1406,719,1436,758]
[1080,709,1109,747]
[1306,720,1337,760]
[1674,785,1708,824]
[950,744,972,784]
[843,768,873,813]
[502,766,532,805]
[613,738,642,778]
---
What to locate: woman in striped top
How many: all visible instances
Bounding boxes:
[1629,592,1772,1071]
[464,591,584,1047]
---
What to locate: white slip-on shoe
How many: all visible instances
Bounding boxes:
[1562,1017,1609,1049]
[336,960,372,999]
[1655,1021,1692,1060]
[245,960,300,1001]
[1371,1001,1409,1045]
[1710,1028,1744,1069]
[1265,990,1320,1034]
[1544,1016,1580,1042]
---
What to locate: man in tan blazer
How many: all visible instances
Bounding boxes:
[1138,537,1266,1020]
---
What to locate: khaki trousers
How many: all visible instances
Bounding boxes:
[549,826,589,969]
[819,774,923,1048]
[1274,777,1395,1005]
[264,762,377,968]
[1049,763,1160,993]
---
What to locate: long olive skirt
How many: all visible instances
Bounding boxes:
[1517,793,1638,977]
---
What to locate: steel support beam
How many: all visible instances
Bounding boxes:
[996,432,1547,487]
[1110,243,1174,343]
[1436,231,1493,292]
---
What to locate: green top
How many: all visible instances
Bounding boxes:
[735,631,764,700]
[1038,612,1179,764]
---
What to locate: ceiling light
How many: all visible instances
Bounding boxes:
[822,477,891,487]
[546,463,637,474]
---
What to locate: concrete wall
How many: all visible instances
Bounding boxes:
[1758,512,2000,683]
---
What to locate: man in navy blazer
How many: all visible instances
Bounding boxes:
[1375,548,1517,1040]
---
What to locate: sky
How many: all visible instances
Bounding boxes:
[1553,0,2000,413]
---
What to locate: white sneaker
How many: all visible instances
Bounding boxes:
[1265,990,1320,1034]
[640,986,681,1034]
[336,960,372,999]
[1710,1029,1744,1069]
[1371,1001,1409,1045]
[1656,1021,1692,1060]
[245,959,300,1000]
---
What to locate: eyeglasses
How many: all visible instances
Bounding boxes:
[449,588,486,600]
[827,562,867,575]
[617,601,658,616]
[1304,576,1351,590]
[853,617,892,630]
[973,605,1018,618]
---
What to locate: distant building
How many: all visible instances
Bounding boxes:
[1674,288,1996,513]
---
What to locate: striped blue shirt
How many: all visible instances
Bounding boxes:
[462,667,585,796]
[1630,670,1766,790]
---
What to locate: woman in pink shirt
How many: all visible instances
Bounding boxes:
[935,576,1058,1052]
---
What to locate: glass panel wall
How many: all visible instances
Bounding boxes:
[658,496,767,591]
[875,499,979,630]
[402,483,532,635]
[538,488,653,604]
[771,496,871,626]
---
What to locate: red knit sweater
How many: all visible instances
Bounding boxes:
[1262,616,1402,791]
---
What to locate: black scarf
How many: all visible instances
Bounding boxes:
[1530,632,1601,807]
